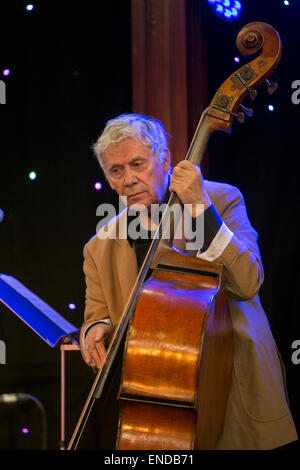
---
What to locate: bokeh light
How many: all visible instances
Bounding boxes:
[28,171,37,180]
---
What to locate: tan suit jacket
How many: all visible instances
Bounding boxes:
[81,180,298,450]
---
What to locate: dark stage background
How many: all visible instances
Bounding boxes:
[0,1,299,450]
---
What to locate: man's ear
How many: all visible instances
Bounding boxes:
[99,154,116,189]
[162,148,171,173]
[103,167,116,191]
[107,177,116,191]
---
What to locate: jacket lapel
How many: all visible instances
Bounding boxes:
[113,211,138,310]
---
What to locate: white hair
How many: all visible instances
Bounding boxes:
[92,113,170,171]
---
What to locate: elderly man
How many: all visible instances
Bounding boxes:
[80,113,297,450]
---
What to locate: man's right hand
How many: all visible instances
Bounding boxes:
[84,323,113,370]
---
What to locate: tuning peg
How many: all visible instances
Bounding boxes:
[235,112,245,123]
[211,102,249,123]
[266,79,278,95]
[249,88,257,101]
[239,104,254,117]
[234,72,257,100]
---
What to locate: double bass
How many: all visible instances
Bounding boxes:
[68,22,282,450]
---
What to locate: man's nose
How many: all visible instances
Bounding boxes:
[124,167,137,186]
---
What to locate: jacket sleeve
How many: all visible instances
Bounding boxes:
[79,243,111,348]
[206,186,264,301]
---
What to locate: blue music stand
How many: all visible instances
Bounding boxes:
[0,273,79,347]
[0,273,81,449]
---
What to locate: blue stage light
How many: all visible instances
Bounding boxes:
[207,0,242,21]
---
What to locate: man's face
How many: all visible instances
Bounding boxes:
[103,138,170,210]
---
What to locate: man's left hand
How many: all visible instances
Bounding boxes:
[169,161,212,216]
